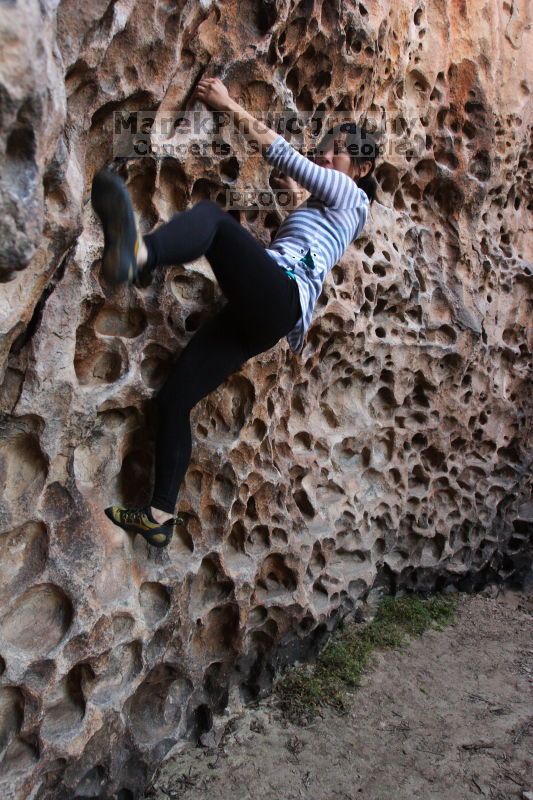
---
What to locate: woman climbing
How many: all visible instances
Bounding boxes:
[92,77,379,548]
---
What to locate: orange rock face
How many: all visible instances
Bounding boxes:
[0,0,531,797]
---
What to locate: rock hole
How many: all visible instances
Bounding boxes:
[0,432,47,507]
[139,582,171,626]
[190,604,240,659]
[116,790,135,800]
[126,664,192,745]
[0,686,24,752]
[188,703,213,743]
[41,664,87,741]
[90,641,143,705]
[140,343,173,389]
[0,735,38,779]
[251,418,267,440]
[247,525,270,554]
[293,488,315,518]
[93,306,146,338]
[5,126,38,199]
[189,557,234,618]
[1,583,73,655]
[203,662,229,713]
[75,765,107,797]
[74,327,127,385]
[226,520,247,554]
[0,521,48,603]
[259,554,298,593]
[220,156,239,181]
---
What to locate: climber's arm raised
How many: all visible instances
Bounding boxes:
[191,77,362,209]
[191,77,278,153]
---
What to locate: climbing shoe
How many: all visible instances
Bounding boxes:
[91,168,144,285]
[104,504,184,549]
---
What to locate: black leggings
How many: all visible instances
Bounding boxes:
[143,199,302,514]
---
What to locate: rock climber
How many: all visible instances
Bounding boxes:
[92,77,379,548]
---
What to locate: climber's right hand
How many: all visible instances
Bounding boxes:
[272,172,299,193]
[192,77,232,112]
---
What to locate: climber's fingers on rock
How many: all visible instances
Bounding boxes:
[197,77,217,90]
[193,78,217,104]
[192,84,209,103]
[193,78,230,111]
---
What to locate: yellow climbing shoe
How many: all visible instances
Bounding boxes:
[104,504,184,549]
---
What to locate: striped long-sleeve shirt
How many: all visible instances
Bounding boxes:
[263,134,370,354]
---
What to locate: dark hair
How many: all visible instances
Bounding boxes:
[315,121,380,204]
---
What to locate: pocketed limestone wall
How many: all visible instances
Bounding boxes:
[0,0,531,797]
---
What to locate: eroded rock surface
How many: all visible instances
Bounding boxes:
[0,0,532,798]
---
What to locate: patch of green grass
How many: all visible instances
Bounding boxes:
[273,592,458,724]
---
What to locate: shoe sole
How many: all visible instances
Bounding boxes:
[104,506,173,548]
[91,169,138,285]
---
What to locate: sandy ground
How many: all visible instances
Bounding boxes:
[146,586,533,800]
